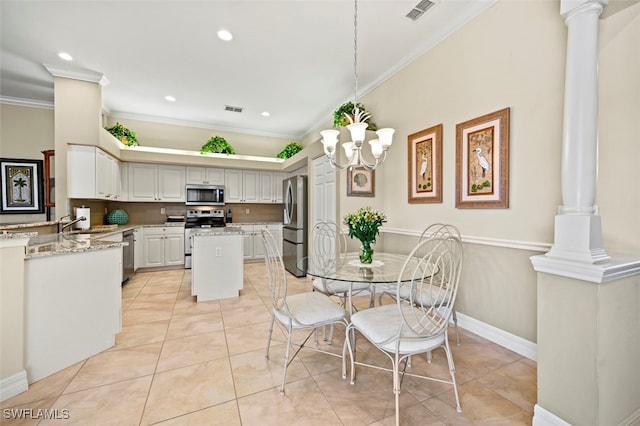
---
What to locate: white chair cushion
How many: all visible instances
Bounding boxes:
[384,286,451,306]
[312,277,371,294]
[350,304,445,354]
[274,292,345,328]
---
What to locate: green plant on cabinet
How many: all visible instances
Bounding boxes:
[201,136,236,155]
[277,141,303,159]
[105,122,139,147]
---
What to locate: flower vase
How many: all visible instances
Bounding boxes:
[359,241,374,264]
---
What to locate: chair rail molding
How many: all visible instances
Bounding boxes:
[381,227,552,253]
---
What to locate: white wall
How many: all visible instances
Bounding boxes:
[325,0,638,345]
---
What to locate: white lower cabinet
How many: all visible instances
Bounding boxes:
[141,226,184,267]
[228,223,282,260]
[192,233,243,301]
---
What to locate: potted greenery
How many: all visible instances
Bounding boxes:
[333,101,377,131]
[277,141,303,159]
[105,122,139,147]
[200,136,235,155]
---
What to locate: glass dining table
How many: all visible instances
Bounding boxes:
[296,251,422,296]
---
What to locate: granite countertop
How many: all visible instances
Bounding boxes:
[25,233,126,259]
[225,222,283,226]
[191,227,244,237]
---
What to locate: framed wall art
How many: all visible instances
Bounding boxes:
[408,124,442,203]
[0,158,45,214]
[455,107,510,209]
[347,167,375,197]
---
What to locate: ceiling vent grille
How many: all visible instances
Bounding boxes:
[224,105,243,113]
[406,0,435,21]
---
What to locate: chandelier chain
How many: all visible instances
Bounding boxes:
[353,0,358,103]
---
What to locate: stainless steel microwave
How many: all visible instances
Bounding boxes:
[185,184,225,206]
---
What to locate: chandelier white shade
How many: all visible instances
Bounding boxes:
[320,124,395,170]
[320,0,395,171]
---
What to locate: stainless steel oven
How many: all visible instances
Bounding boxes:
[184,207,226,268]
[185,184,225,206]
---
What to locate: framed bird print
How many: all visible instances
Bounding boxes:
[455,107,510,209]
[408,124,442,203]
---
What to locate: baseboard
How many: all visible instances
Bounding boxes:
[456,312,537,361]
[533,405,572,426]
[0,370,28,402]
[533,404,640,426]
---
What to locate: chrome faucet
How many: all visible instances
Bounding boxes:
[57,215,86,233]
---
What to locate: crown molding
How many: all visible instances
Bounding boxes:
[42,63,109,86]
[0,96,53,109]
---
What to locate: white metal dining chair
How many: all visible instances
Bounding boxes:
[311,221,375,314]
[378,223,462,344]
[344,230,463,425]
[262,229,348,394]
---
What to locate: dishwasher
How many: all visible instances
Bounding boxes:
[122,229,135,283]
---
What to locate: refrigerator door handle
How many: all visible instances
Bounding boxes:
[283,179,293,225]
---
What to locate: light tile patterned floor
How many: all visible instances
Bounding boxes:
[2,263,536,425]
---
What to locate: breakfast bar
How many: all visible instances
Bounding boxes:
[23,233,125,383]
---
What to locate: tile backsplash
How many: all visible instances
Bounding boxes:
[70,200,284,225]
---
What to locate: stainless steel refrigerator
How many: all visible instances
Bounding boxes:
[282,175,307,277]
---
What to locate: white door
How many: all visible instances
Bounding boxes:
[312,156,336,227]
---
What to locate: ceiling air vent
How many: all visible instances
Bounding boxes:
[406,0,435,21]
[224,105,243,113]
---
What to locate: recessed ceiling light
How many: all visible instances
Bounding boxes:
[165,95,176,102]
[261,111,270,117]
[58,52,73,61]
[217,29,233,41]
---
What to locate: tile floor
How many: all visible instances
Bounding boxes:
[2,263,537,425]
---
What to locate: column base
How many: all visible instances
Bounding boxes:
[546,214,610,264]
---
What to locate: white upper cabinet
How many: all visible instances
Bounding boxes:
[258,171,287,203]
[225,169,259,203]
[128,163,185,202]
[185,167,225,185]
[68,145,121,200]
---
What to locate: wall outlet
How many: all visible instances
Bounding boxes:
[215,247,222,257]
[160,207,166,214]
[104,207,108,214]
[245,208,250,214]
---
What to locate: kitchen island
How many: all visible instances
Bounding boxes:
[23,233,125,383]
[191,227,244,302]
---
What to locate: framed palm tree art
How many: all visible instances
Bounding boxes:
[0,158,45,214]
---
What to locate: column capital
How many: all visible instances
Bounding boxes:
[560,0,607,19]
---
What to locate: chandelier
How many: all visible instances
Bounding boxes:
[320,0,395,171]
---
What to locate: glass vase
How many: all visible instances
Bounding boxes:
[359,241,374,264]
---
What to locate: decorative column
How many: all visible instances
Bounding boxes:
[546,0,609,264]
[531,2,640,425]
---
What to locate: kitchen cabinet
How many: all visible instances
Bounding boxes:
[141,226,184,267]
[191,232,243,301]
[224,169,259,203]
[228,223,282,260]
[68,145,122,200]
[128,163,185,202]
[186,166,225,185]
[258,172,276,203]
